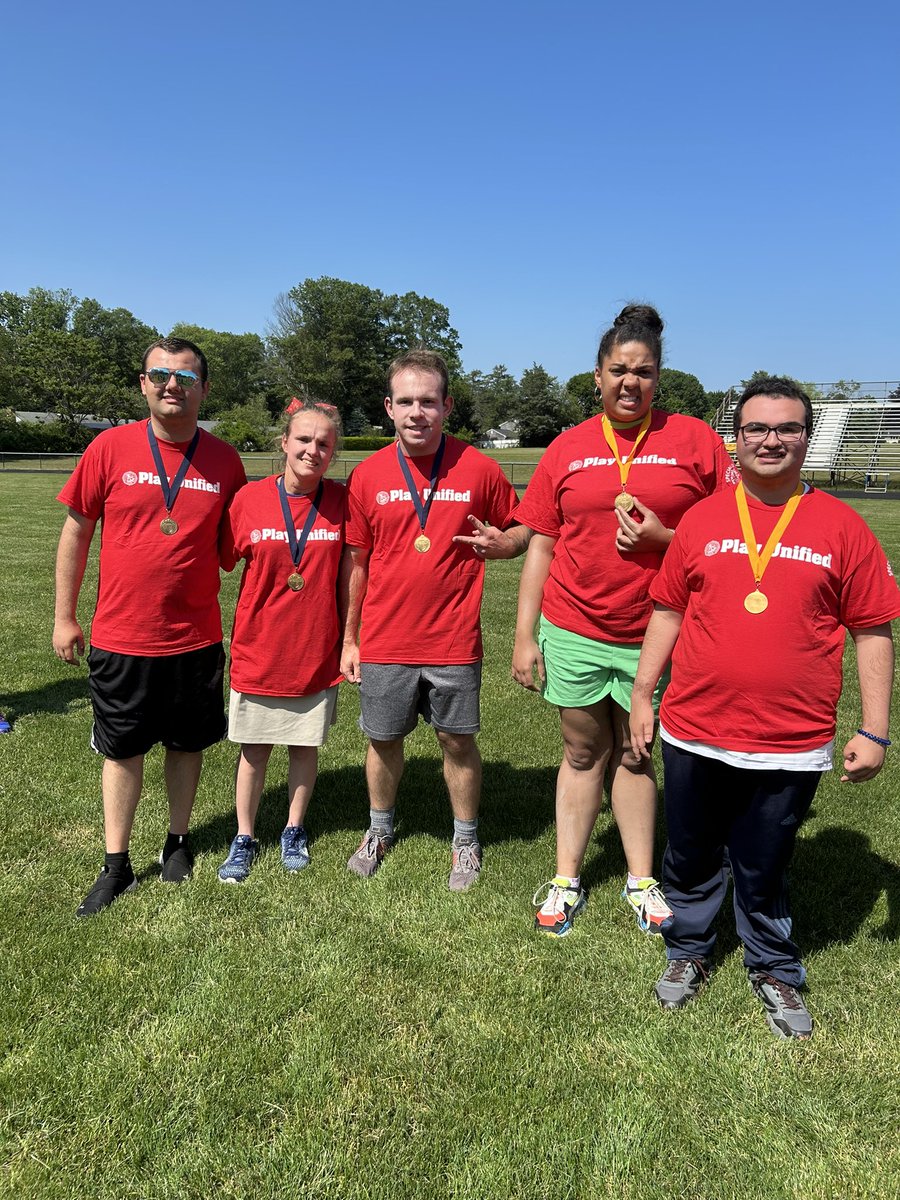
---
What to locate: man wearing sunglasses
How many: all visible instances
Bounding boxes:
[53,336,247,917]
[629,376,900,1039]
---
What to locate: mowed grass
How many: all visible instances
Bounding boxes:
[1,476,899,1200]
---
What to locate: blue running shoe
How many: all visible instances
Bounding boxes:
[218,834,259,884]
[280,825,310,872]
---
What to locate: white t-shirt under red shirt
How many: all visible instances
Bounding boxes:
[221,476,345,697]
[651,487,900,754]
[58,421,246,656]
[516,411,736,643]
[345,437,519,664]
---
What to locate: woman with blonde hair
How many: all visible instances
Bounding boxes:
[218,397,346,883]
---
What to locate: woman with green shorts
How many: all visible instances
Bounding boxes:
[512,304,735,937]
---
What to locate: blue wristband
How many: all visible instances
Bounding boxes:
[856,728,892,748]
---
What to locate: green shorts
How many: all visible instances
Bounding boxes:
[538,616,669,713]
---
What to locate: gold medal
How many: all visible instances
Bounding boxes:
[414,535,431,553]
[287,573,305,592]
[614,491,635,513]
[744,590,768,614]
[160,517,178,535]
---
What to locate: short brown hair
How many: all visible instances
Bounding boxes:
[386,349,449,400]
[141,336,209,383]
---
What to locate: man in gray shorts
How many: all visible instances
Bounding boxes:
[340,350,530,890]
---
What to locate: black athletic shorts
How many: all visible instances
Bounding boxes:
[87,643,227,760]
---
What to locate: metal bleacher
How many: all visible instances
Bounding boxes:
[712,381,900,491]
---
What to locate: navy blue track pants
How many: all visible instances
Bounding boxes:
[661,741,821,986]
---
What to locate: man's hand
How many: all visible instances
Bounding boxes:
[629,696,656,760]
[452,516,526,560]
[511,635,546,691]
[615,499,672,554]
[841,733,887,782]
[53,618,85,665]
[341,643,361,685]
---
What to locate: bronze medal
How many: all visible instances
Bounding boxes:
[744,590,768,614]
[287,573,305,592]
[613,492,635,513]
[414,535,431,553]
[160,517,178,535]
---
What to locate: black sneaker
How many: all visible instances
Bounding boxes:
[160,839,194,883]
[76,862,137,917]
[749,972,813,1040]
[655,958,711,1009]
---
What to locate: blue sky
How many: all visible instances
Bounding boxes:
[3,1,898,391]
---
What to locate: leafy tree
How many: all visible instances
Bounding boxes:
[821,379,860,401]
[269,278,390,425]
[564,371,596,419]
[654,368,710,420]
[269,277,465,428]
[345,406,369,436]
[1,289,156,428]
[447,372,476,436]
[169,322,275,417]
[214,400,274,452]
[465,365,520,432]
[517,364,578,447]
[384,292,462,377]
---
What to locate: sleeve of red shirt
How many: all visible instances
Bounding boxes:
[515,452,561,539]
[838,523,900,629]
[56,438,107,519]
[345,467,373,549]
[486,461,520,529]
[218,486,243,572]
[649,518,692,612]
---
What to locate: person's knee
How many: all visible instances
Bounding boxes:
[241,743,272,768]
[562,740,608,772]
[435,730,478,760]
[369,736,404,758]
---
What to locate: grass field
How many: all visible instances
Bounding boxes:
[1,475,899,1199]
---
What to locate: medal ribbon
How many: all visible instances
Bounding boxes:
[600,412,653,493]
[396,435,446,533]
[146,421,201,516]
[734,481,804,590]
[277,477,324,570]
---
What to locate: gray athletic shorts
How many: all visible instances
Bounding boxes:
[359,662,483,740]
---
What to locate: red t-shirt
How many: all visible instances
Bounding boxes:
[221,476,345,696]
[651,487,900,753]
[57,421,247,656]
[516,411,737,642]
[346,437,519,664]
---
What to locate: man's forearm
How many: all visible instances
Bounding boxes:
[632,605,684,700]
[851,624,895,738]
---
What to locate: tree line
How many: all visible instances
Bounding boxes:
[1,279,732,452]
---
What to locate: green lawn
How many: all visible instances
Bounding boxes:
[1,477,899,1199]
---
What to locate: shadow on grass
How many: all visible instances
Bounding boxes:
[794,825,900,948]
[642,821,900,967]
[1,674,89,720]
[188,755,563,860]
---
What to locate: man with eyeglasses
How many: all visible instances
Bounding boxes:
[53,336,247,916]
[629,376,900,1038]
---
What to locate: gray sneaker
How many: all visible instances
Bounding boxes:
[749,972,813,1040]
[655,958,711,1009]
[448,841,482,892]
[347,830,394,878]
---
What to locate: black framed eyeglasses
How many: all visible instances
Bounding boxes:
[144,368,201,389]
[737,422,807,444]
